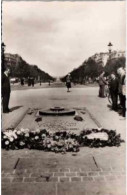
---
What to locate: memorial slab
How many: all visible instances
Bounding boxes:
[17,107,98,133]
[16,156,97,171]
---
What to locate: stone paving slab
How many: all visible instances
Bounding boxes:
[94,153,125,171]
[2,183,56,195]
[16,156,97,170]
[57,180,126,195]
[2,158,17,171]
[2,106,28,130]
[2,178,125,195]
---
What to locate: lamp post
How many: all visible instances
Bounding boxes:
[1,42,6,73]
[108,42,113,59]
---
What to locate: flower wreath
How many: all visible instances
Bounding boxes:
[2,128,124,153]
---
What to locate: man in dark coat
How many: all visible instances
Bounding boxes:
[2,68,11,113]
[117,67,126,117]
[109,73,119,111]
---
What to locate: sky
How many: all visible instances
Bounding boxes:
[2,1,126,77]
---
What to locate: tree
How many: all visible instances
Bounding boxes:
[104,57,125,75]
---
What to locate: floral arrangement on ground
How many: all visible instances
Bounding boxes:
[2,128,124,152]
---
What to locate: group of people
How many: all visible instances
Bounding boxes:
[20,77,35,87]
[98,67,126,117]
[27,77,35,87]
[1,67,126,118]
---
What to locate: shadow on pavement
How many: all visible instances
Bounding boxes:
[10,106,23,112]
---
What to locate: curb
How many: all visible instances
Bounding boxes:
[2,107,29,131]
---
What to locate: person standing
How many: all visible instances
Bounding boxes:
[28,77,31,86]
[20,78,24,86]
[98,72,107,98]
[121,73,126,117]
[66,74,71,92]
[109,73,119,111]
[117,67,126,117]
[31,77,34,87]
[2,68,11,113]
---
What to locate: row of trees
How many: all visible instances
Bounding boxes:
[5,55,54,82]
[61,56,125,84]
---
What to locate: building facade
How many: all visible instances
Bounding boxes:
[90,51,125,67]
[4,53,21,68]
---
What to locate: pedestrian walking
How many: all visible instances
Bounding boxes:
[98,72,107,98]
[66,74,71,92]
[2,68,11,113]
[109,73,119,111]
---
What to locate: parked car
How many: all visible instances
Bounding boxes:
[10,78,19,84]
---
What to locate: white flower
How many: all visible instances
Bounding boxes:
[5,141,9,145]
[20,128,25,132]
[35,136,39,140]
[14,129,17,133]
[4,132,11,137]
[17,130,21,135]
[42,134,46,138]
[25,133,29,137]
[10,132,17,139]
[47,144,51,148]
[3,135,7,139]
[55,136,59,140]
[46,139,50,144]
[97,127,102,131]
[9,137,14,142]
[20,141,25,146]
[13,134,18,139]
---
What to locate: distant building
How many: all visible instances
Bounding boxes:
[4,53,21,68]
[90,51,125,67]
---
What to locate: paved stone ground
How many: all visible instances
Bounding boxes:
[2,86,126,195]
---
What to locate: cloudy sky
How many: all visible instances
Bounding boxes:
[3,1,126,77]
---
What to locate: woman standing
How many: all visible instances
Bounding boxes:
[66,74,71,92]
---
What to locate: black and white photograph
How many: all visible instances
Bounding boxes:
[1,0,126,195]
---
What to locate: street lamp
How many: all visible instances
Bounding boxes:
[108,42,113,54]
[1,42,6,73]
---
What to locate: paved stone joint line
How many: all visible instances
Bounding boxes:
[2,168,125,183]
[84,107,102,128]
